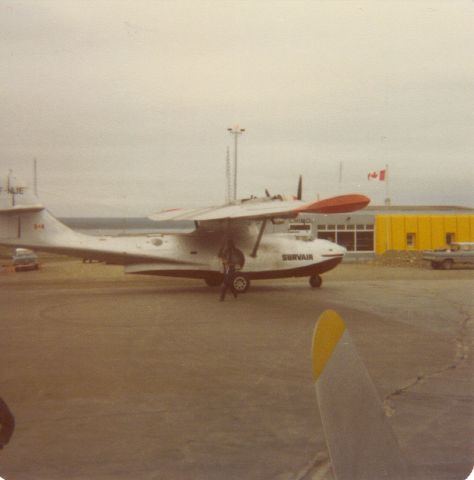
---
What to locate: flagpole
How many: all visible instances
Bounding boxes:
[384,164,390,250]
[385,164,390,206]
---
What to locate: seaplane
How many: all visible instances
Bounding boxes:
[0,172,369,292]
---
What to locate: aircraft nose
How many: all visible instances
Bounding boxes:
[322,242,346,258]
[330,245,346,256]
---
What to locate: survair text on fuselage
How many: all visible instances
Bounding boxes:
[282,254,313,261]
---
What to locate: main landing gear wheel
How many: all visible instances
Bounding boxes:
[204,277,222,287]
[309,275,322,288]
[232,274,250,293]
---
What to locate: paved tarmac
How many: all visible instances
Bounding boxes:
[0,259,473,479]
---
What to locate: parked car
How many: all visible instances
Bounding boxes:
[12,248,39,272]
[422,242,474,270]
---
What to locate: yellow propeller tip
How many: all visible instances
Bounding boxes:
[312,309,346,380]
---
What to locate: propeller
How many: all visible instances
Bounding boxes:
[266,176,302,200]
[297,175,302,200]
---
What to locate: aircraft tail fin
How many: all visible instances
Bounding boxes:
[0,172,44,215]
[312,310,408,480]
[0,172,78,249]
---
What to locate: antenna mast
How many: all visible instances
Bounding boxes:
[33,158,38,196]
[225,146,231,204]
[227,125,245,202]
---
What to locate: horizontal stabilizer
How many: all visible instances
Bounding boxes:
[0,204,44,215]
[312,310,407,480]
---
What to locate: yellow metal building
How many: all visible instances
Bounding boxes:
[288,207,474,255]
[375,214,474,254]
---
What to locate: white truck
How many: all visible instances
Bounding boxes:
[422,242,474,270]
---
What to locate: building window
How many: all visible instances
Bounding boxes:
[446,232,455,245]
[318,232,336,243]
[338,232,355,251]
[406,233,416,248]
[356,232,374,251]
[316,222,375,252]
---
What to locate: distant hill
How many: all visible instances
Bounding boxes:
[59,217,193,230]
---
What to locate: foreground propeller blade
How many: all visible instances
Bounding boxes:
[297,175,302,200]
[297,194,370,214]
[265,189,271,198]
[312,310,408,480]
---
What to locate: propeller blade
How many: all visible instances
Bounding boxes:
[297,194,370,214]
[265,189,271,198]
[312,310,408,480]
[297,175,302,200]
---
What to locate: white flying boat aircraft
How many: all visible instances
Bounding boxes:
[0,173,369,292]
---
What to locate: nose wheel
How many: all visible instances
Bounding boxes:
[309,274,322,288]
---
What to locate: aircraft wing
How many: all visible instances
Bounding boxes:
[149,194,370,223]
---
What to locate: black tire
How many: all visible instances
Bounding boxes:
[204,277,222,287]
[442,259,453,270]
[309,275,322,288]
[232,274,250,293]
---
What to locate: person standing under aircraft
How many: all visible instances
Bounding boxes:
[219,239,242,268]
[219,239,240,301]
[219,254,238,302]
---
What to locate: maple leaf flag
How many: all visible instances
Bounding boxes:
[368,169,386,181]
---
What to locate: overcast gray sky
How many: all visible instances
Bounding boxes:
[1,0,473,216]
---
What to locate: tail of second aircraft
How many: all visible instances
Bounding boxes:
[0,172,80,252]
[0,172,183,266]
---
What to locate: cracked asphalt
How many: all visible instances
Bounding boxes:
[0,259,473,479]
